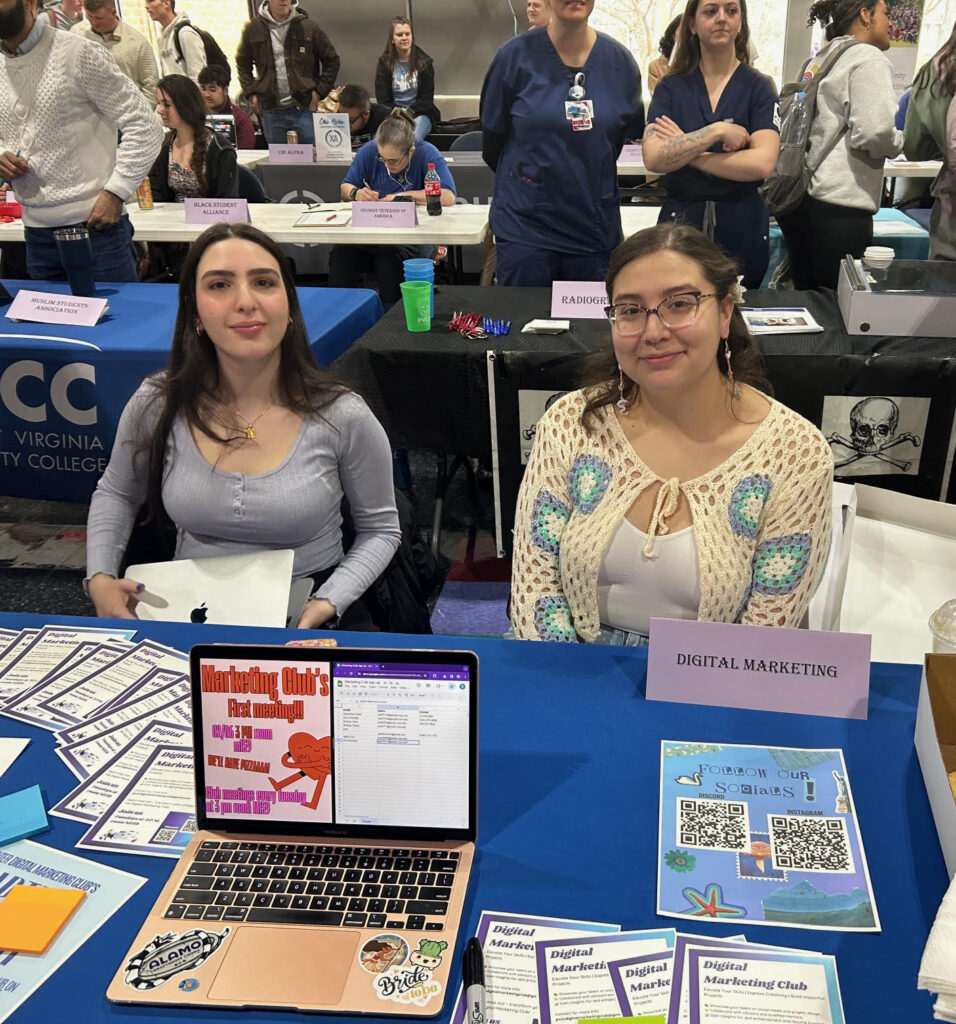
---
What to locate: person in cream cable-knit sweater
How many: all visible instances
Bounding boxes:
[0,0,162,279]
[510,225,833,643]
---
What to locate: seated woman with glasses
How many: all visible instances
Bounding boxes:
[329,109,456,305]
[509,224,833,644]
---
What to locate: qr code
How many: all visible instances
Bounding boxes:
[677,798,750,851]
[183,819,197,833]
[153,828,177,844]
[768,815,854,873]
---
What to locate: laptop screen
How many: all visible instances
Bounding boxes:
[191,645,477,841]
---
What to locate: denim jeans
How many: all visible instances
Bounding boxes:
[591,625,650,647]
[413,114,432,141]
[25,214,138,283]
[262,106,315,145]
[502,625,649,646]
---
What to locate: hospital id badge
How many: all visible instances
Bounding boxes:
[565,100,593,121]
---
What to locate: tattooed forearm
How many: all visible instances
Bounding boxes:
[645,124,720,173]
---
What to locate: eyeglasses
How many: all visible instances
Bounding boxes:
[377,152,411,169]
[604,292,719,335]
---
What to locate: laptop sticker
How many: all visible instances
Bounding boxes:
[373,938,447,1007]
[124,927,230,990]
[360,934,409,974]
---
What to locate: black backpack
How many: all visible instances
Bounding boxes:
[173,20,231,76]
[760,38,862,217]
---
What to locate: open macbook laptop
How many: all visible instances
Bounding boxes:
[107,644,478,1016]
[126,550,311,628]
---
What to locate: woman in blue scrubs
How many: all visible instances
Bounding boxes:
[479,0,645,287]
[643,0,779,288]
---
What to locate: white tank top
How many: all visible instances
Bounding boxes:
[597,519,701,635]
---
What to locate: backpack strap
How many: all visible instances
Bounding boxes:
[172,20,194,64]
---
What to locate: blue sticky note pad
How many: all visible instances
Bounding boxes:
[0,786,49,845]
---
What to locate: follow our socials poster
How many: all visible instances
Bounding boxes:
[656,741,880,932]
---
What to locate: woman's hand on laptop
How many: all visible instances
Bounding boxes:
[298,597,337,630]
[88,573,141,620]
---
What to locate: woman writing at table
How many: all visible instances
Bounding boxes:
[86,223,401,630]
[509,224,833,644]
[642,0,779,289]
[479,0,645,287]
[329,109,455,305]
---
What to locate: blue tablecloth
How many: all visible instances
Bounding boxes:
[764,207,931,286]
[0,283,382,502]
[0,613,946,1023]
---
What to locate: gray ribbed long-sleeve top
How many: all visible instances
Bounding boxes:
[86,380,401,616]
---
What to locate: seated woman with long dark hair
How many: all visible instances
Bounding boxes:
[86,223,401,630]
[149,74,238,201]
[509,224,833,644]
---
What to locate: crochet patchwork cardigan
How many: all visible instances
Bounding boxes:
[510,389,834,642]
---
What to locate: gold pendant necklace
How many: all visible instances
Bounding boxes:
[233,401,273,440]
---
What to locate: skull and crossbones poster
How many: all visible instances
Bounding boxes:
[821,395,928,477]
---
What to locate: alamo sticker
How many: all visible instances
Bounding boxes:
[821,395,928,477]
[124,927,230,990]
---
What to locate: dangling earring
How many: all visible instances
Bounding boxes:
[194,319,204,336]
[617,366,631,415]
[724,338,740,398]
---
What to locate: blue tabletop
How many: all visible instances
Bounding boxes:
[0,284,382,502]
[0,614,946,1023]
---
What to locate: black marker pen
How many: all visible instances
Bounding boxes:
[463,937,486,1024]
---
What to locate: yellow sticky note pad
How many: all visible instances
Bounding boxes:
[0,885,86,953]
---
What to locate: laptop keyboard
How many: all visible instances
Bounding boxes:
[164,841,458,932]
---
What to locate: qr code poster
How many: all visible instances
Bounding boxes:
[517,390,569,465]
[657,741,879,931]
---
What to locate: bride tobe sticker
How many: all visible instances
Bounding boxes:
[360,934,448,1007]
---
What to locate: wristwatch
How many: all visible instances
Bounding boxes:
[348,185,359,201]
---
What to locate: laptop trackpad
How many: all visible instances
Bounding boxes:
[208,927,358,1006]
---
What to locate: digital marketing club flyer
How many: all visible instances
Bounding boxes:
[200,657,333,823]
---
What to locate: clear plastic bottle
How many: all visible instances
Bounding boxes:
[781,92,810,148]
[424,163,442,217]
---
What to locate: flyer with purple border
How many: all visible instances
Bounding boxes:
[450,912,620,1024]
[536,930,676,1024]
[75,744,195,858]
[686,947,844,1023]
[607,950,674,1018]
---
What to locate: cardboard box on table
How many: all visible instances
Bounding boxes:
[838,484,956,664]
[916,654,956,878]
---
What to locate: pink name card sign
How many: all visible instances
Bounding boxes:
[619,143,643,163]
[646,617,872,719]
[5,289,107,327]
[267,144,314,164]
[184,198,250,224]
[551,280,609,319]
[351,201,418,229]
